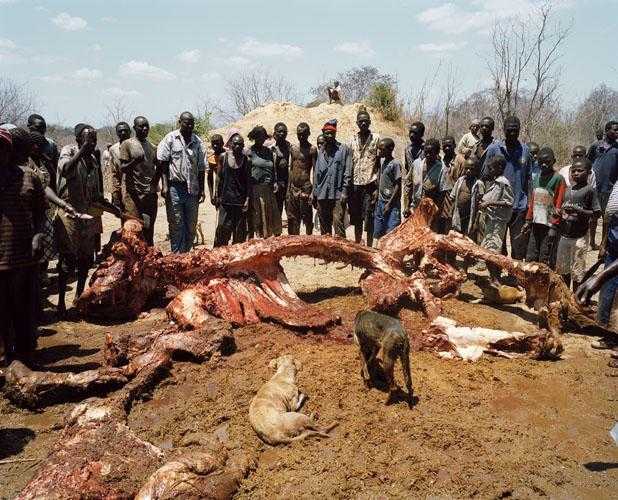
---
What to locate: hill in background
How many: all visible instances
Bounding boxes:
[211,101,408,161]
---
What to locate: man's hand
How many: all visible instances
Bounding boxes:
[521,222,532,235]
[160,186,168,199]
[242,199,249,213]
[403,208,411,218]
[311,195,318,209]
[371,189,379,204]
[210,195,217,207]
[198,191,206,204]
[576,276,601,306]
[63,202,77,219]
[32,233,44,260]
[273,183,279,194]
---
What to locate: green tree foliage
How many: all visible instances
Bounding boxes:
[366,83,401,122]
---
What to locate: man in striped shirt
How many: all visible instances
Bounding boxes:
[0,128,46,365]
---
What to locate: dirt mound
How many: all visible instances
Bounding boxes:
[212,101,408,160]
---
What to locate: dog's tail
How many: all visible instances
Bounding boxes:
[286,422,338,443]
[400,344,414,409]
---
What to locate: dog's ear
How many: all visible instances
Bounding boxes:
[268,358,278,370]
[294,358,302,371]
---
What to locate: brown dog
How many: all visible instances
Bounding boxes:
[354,310,414,408]
[249,355,337,445]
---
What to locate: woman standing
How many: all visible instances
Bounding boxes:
[246,126,281,238]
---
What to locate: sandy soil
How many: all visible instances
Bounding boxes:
[1,206,617,499]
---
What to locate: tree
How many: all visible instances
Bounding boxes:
[103,97,132,142]
[485,1,571,139]
[0,78,35,125]
[574,84,618,143]
[221,69,298,120]
[366,82,402,122]
[311,66,396,105]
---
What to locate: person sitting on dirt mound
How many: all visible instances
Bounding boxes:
[327,81,342,104]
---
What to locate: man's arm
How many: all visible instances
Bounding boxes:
[156,135,172,198]
[214,154,225,206]
[577,258,618,305]
[30,174,47,259]
[342,146,352,202]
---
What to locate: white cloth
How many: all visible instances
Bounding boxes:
[555,235,588,281]
[558,164,597,190]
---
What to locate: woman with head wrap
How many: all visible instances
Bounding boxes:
[246,125,281,238]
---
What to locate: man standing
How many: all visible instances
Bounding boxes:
[27,113,59,191]
[207,134,224,206]
[403,122,425,213]
[271,122,291,217]
[312,119,352,237]
[457,119,480,158]
[119,116,158,246]
[591,120,618,249]
[484,116,533,260]
[0,129,46,365]
[287,122,317,235]
[56,124,121,317]
[109,121,132,209]
[348,107,380,246]
[157,112,206,253]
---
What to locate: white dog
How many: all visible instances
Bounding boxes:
[249,355,337,445]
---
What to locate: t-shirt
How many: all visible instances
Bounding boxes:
[247,147,275,185]
[119,137,157,197]
[526,172,566,226]
[482,175,514,222]
[558,164,597,190]
[378,158,401,204]
[218,152,249,206]
[559,184,601,238]
[591,141,618,195]
[484,141,533,211]
[0,166,47,270]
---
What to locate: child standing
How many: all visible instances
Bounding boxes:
[373,138,401,241]
[479,155,514,283]
[523,147,566,265]
[450,156,484,239]
[555,158,601,289]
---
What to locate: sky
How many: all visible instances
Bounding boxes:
[1,0,617,127]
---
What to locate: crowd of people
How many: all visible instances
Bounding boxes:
[1,108,618,366]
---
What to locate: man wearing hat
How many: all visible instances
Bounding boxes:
[312,119,352,237]
[55,124,121,317]
[0,128,46,365]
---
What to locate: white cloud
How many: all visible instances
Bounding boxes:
[417,0,574,35]
[177,49,201,64]
[0,38,16,50]
[202,72,221,81]
[119,60,176,81]
[418,41,467,53]
[52,12,88,31]
[334,41,375,57]
[238,38,303,59]
[102,87,141,98]
[37,74,65,83]
[224,56,252,68]
[101,16,118,23]
[0,0,18,4]
[73,68,102,81]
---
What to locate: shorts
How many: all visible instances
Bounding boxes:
[555,235,588,281]
[348,183,376,230]
[373,199,401,238]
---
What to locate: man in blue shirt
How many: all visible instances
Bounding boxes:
[589,120,618,249]
[484,116,533,260]
[312,119,352,237]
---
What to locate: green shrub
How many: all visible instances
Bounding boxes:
[366,83,401,122]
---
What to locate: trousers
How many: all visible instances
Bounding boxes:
[166,182,199,253]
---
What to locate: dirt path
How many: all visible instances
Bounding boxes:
[1,206,616,498]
